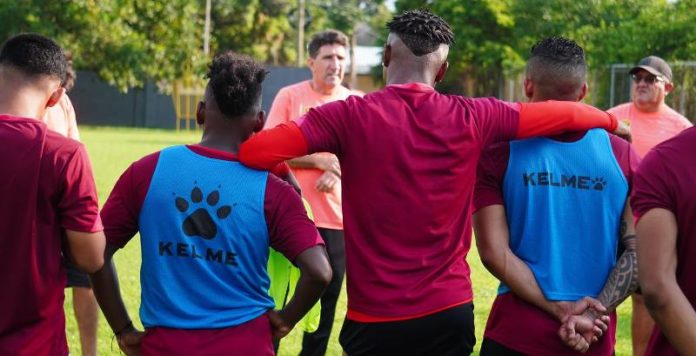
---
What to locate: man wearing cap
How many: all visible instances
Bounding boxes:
[608,55,692,356]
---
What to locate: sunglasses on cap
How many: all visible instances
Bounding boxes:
[631,73,664,85]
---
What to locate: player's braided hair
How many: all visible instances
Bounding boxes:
[386,9,454,56]
[206,51,268,118]
[530,37,585,67]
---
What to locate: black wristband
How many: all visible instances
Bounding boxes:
[114,320,134,336]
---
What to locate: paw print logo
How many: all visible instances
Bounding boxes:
[174,185,234,240]
[591,177,607,191]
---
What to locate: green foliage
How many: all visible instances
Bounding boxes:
[393,0,696,98]
[0,0,204,91]
[211,0,297,65]
[0,0,390,90]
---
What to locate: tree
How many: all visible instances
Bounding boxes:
[0,0,204,91]
[395,0,519,95]
[314,0,389,87]
[393,0,696,100]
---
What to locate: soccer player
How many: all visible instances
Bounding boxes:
[607,55,692,356]
[238,10,628,354]
[40,54,100,356]
[0,33,105,355]
[473,37,640,355]
[266,29,359,356]
[90,51,331,355]
[633,126,696,355]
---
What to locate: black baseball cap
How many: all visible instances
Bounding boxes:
[629,55,672,82]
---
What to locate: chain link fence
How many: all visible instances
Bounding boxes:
[499,62,696,123]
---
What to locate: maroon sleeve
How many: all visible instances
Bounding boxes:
[297,97,354,155]
[264,174,323,261]
[56,143,103,233]
[101,152,159,248]
[608,134,642,188]
[471,98,520,147]
[473,143,510,212]
[631,150,675,221]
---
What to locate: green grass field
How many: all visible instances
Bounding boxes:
[65,126,634,355]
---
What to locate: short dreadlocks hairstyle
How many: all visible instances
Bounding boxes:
[386,9,454,56]
[308,30,348,59]
[206,51,268,118]
[0,33,67,83]
[526,37,586,97]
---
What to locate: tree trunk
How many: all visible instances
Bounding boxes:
[350,28,358,89]
[297,0,305,67]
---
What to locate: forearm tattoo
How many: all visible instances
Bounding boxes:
[597,234,638,311]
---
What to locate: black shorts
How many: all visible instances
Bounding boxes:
[480,338,525,356]
[64,257,91,288]
[339,303,475,356]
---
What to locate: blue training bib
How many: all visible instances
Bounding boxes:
[138,145,274,329]
[501,129,627,300]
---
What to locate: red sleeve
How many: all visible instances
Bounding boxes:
[608,134,641,188]
[297,97,352,154]
[471,98,520,147]
[101,152,159,248]
[238,122,308,170]
[473,143,510,212]
[517,101,618,138]
[631,150,675,221]
[264,174,323,261]
[270,162,290,179]
[57,143,103,232]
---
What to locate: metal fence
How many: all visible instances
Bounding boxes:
[172,80,205,131]
[499,62,696,122]
[609,62,696,121]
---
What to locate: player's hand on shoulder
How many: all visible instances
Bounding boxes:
[317,155,341,177]
[315,171,340,192]
[612,119,632,143]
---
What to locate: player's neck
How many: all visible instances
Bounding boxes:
[386,67,435,87]
[0,88,45,119]
[199,133,244,155]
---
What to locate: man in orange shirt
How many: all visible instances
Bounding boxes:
[608,55,692,356]
[265,29,358,356]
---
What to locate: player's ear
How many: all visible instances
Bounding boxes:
[253,110,266,133]
[577,82,588,101]
[435,61,449,83]
[46,87,65,108]
[382,45,392,68]
[196,101,205,126]
[523,78,534,99]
